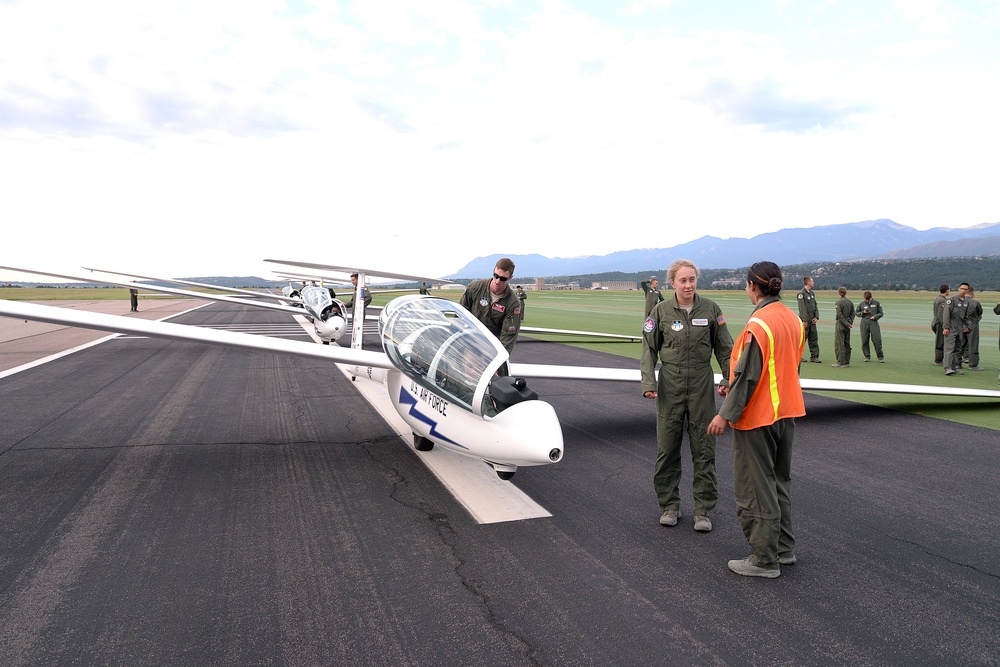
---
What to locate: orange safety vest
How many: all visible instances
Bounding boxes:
[729,300,806,430]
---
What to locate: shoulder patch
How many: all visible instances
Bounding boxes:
[717,315,726,325]
[797,293,803,299]
[643,317,655,333]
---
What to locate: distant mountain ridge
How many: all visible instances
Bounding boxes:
[448,219,1000,279]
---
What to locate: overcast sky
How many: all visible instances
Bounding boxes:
[2,0,999,283]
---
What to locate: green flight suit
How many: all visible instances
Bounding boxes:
[932,293,947,363]
[460,278,522,354]
[641,294,733,517]
[856,298,884,361]
[641,280,664,317]
[834,297,855,365]
[941,295,970,372]
[961,297,983,368]
[796,286,820,360]
[718,297,798,569]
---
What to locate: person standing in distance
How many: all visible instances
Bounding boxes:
[708,261,806,579]
[942,282,971,376]
[641,259,733,533]
[832,287,854,368]
[641,275,664,317]
[856,291,885,363]
[962,287,984,370]
[460,258,522,354]
[796,276,820,363]
[931,284,949,365]
[515,285,527,321]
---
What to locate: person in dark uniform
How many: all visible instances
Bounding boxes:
[343,273,374,311]
[129,287,139,312]
[515,285,527,321]
[641,259,733,533]
[932,284,949,365]
[641,276,664,317]
[419,282,429,295]
[796,276,820,362]
[459,258,522,354]
[942,282,971,376]
[963,287,984,370]
[856,291,884,362]
[708,261,805,579]
[832,287,854,368]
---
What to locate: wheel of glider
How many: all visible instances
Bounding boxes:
[413,434,434,451]
[496,470,516,480]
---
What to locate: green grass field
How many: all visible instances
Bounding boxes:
[6,286,999,430]
[429,287,1000,431]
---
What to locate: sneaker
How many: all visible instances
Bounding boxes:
[864,358,870,362]
[727,558,780,578]
[840,364,850,368]
[932,362,943,366]
[659,509,679,527]
[955,369,965,375]
[945,369,955,375]
[968,366,985,371]
[694,516,712,532]
[779,553,797,565]
[830,363,843,368]
[809,358,821,363]
[879,359,885,363]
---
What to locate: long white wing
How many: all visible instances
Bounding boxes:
[0,300,393,369]
[521,326,641,342]
[510,364,1000,399]
[0,265,308,317]
[82,266,296,303]
[264,259,457,286]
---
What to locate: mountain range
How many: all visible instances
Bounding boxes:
[448,219,1000,279]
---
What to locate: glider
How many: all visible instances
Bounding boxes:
[3,263,999,480]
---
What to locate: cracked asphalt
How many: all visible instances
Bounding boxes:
[1,301,998,666]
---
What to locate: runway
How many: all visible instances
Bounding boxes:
[1,300,998,666]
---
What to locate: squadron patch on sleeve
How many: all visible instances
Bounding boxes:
[643,317,655,333]
[797,293,803,299]
[717,315,726,325]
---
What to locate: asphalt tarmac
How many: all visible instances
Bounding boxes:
[1,300,998,666]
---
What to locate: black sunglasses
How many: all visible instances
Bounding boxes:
[493,273,510,282]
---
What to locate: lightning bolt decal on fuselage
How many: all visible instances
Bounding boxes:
[397,387,466,449]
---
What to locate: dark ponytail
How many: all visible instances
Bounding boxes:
[747,261,783,297]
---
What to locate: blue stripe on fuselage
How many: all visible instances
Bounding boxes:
[398,387,466,449]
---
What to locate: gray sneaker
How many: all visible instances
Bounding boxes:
[693,515,712,532]
[728,558,780,578]
[779,553,797,565]
[659,509,679,527]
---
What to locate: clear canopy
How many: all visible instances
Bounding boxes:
[381,297,505,413]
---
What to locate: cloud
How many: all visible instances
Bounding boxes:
[696,78,871,132]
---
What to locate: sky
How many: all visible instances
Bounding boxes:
[2,0,999,283]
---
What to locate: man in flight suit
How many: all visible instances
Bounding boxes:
[641,276,664,317]
[641,259,732,533]
[796,276,820,362]
[856,291,885,362]
[460,257,522,354]
[942,282,971,376]
[931,284,949,365]
[832,287,854,368]
[962,287,984,370]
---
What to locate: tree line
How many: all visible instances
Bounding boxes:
[538,257,1000,292]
